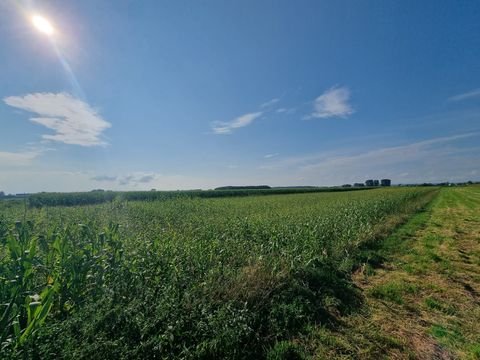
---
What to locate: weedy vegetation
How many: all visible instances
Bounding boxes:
[0,187,438,359]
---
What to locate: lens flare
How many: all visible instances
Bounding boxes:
[29,12,85,99]
[32,15,54,35]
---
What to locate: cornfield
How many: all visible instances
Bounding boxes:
[0,187,436,359]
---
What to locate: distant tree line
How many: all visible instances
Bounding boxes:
[214,185,271,190]
[4,180,479,207]
[26,186,373,207]
[341,179,391,188]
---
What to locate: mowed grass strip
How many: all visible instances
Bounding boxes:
[308,185,480,360]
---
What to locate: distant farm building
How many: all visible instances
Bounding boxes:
[365,180,374,186]
[353,183,365,187]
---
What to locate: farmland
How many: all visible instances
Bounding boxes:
[0,186,448,358]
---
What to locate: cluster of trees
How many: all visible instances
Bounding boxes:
[342,179,391,188]
[365,179,391,187]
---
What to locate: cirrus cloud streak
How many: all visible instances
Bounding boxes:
[212,111,263,135]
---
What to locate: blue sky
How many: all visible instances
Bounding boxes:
[1,0,479,193]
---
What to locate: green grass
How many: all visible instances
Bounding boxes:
[266,341,305,360]
[469,344,480,359]
[424,297,457,315]
[429,324,465,345]
[369,280,419,304]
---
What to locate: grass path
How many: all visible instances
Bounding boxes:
[309,186,480,359]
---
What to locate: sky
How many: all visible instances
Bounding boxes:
[0,0,479,193]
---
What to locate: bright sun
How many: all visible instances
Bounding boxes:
[32,15,55,36]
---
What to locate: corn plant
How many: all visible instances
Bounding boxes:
[0,221,58,353]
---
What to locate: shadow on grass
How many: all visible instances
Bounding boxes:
[256,260,363,359]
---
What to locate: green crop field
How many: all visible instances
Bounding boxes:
[2,1,478,358]
[0,187,445,358]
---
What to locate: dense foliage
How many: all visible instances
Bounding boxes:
[214,185,271,190]
[0,187,436,359]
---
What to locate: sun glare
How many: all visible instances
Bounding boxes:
[32,15,55,36]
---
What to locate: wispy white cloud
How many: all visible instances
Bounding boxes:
[308,86,354,119]
[212,111,263,135]
[276,107,296,114]
[4,92,111,146]
[264,153,279,158]
[0,170,229,193]
[2,130,479,193]
[300,133,479,172]
[0,149,43,167]
[119,173,156,185]
[260,98,280,108]
[92,172,156,186]
[448,88,480,102]
[260,132,480,185]
[91,175,118,182]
